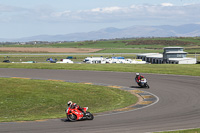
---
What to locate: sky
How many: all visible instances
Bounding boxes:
[0,0,200,38]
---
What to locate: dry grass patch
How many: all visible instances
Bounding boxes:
[0,47,102,53]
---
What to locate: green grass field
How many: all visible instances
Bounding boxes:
[0,78,137,122]
[155,128,200,133]
[1,37,200,132]
[95,48,163,53]
[1,37,200,53]
[0,63,200,76]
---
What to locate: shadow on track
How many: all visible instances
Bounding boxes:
[130,86,150,89]
[61,118,69,122]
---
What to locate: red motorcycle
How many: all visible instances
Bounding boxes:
[66,106,94,122]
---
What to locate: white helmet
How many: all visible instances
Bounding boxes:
[136,73,140,76]
[67,101,73,106]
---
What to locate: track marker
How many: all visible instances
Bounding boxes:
[130,90,144,93]
[107,86,122,88]
[11,77,30,80]
[142,95,153,99]
[47,79,65,82]
[139,101,153,105]
[84,83,93,85]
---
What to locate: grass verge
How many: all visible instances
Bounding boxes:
[0,78,137,122]
[155,128,200,133]
[0,63,200,76]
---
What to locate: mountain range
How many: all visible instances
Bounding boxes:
[1,24,200,42]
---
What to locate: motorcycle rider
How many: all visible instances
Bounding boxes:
[67,101,86,116]
[135,73,145,85]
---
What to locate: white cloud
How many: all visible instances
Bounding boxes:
[91,6,121,13]
[0,4,19,12]
[0,4,29,13]
[161,3,173,7]
[51,11,71,17]
[40,4,200,25]
[0,4,29,23]
[1,3,200,25]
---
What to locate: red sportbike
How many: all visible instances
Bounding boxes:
[66,106,94,122]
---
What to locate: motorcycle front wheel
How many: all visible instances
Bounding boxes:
[146,84,150,88]
[86,112,94,120]
[67,114,77,122]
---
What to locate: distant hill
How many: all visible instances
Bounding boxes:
[1,24,200,42]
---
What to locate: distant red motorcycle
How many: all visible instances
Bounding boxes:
[66,106,94,122]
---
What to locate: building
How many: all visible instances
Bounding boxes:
[137,47,197,64]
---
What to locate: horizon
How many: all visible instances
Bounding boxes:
[0,23,199,40]
[0,23,200,42]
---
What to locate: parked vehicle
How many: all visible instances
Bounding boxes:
[21,61,36,63]
[83,57,146,64]
[66,106,94,122]
[46,58,57,63]
[83,57,106,64]
[3,60,10,63]
[111,57,125,59]
[56,59,73,63]
[67,56,75,59]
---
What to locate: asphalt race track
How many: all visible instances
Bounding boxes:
[0,68,200,133]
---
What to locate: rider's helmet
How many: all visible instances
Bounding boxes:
[136,73,140,76]
[67,101,73,106]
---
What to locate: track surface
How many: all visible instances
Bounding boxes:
[0,68,200,133]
